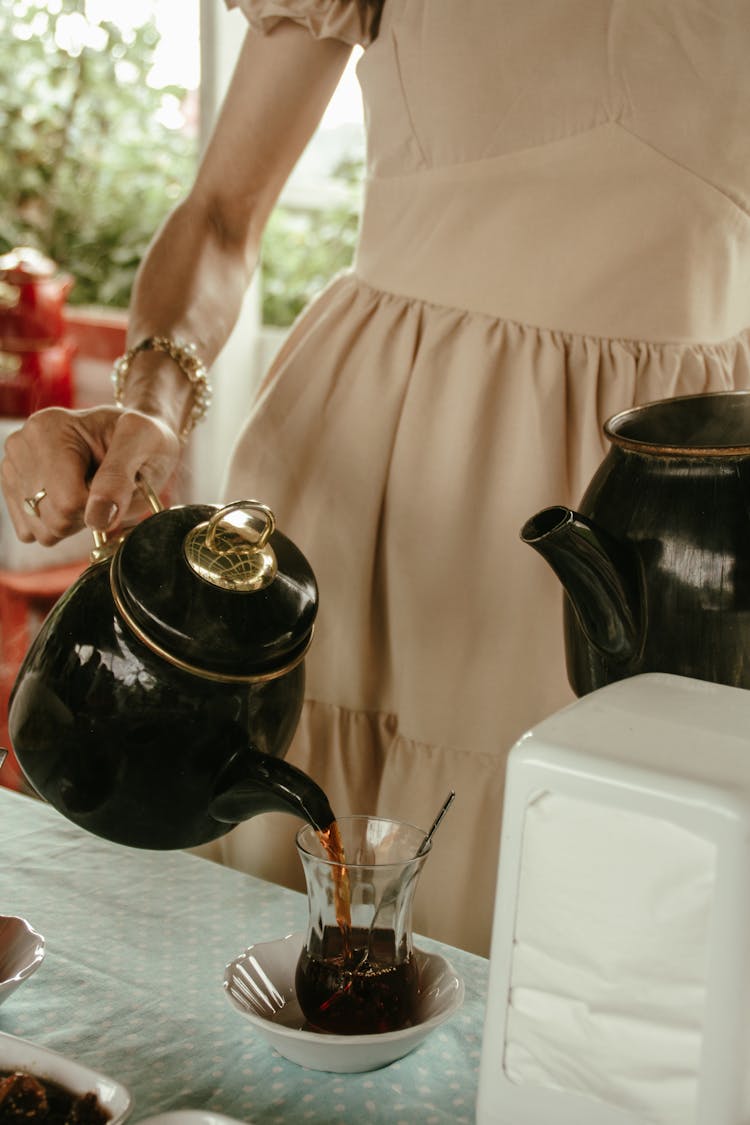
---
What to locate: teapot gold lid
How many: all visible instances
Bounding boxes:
[109,500,317,683]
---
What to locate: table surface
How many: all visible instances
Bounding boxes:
[0,788,489,1125]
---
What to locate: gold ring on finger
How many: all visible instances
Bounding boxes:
[23,487,47,517]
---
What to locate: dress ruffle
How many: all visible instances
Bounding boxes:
[224,0,374,46]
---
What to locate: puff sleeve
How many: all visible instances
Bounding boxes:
[224,0,377,47]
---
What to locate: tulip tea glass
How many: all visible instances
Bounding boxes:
[295,815,428,1035]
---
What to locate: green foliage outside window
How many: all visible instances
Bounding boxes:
[0,0,197,308]
[0,0,361,328]
[262,158,363,328]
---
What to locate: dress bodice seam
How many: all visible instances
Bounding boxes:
[347,271,750,354]
[613,122,750,224]
[364,120,750,225]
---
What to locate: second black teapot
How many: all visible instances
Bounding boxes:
[522,390,750,696]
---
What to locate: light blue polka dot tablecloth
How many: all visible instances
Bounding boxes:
[0,789,489,1124]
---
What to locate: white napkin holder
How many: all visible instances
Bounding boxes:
[477,672,750,1125]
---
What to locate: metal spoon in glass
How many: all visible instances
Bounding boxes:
[416,790,456,858]
[353,791,457,971]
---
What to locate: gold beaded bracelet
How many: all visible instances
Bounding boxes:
[111,336,213,443]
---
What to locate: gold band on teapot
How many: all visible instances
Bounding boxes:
[108,578,313,683]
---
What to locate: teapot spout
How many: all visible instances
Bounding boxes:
[209,746,336,832]
[521,506,641,662]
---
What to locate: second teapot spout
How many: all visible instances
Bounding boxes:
[521,506,642,663]
[209,746,336,832]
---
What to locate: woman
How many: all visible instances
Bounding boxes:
[3,1,750,955]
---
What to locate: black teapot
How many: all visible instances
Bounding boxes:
[8,491,336,849]
[521,390,750,696]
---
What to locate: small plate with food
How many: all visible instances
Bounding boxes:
[0,1030,132,1123]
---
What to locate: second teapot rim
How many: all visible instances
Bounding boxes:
[605,389,750,458]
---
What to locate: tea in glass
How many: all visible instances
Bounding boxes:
[295,815,428,1035]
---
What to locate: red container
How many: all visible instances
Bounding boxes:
[0,247,75,344]
[0,342,75,416]
[0,247,74,347]
[0,247,76,417]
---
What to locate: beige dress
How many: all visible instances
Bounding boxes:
[215,0,750,955]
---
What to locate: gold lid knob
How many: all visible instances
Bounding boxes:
[183,501,278,591]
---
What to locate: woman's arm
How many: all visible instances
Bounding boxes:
[122,21,351,435]
[1,20,351,540]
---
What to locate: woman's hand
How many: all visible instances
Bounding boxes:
[0,405,180,546]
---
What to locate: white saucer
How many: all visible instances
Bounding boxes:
[137,1113,246,1125]
[0,1030,132,1123]
[223,931,464,1073]
[0,915,45,1007]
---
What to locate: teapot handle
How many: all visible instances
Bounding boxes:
[90,474,163,563]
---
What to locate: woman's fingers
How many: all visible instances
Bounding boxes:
[82,409,180,533]
[0,406,180,546]
[1,408,98,544]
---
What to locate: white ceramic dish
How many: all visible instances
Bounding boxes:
[0,1030,132,1124]
[223,931,464,1073]
[137,1113,246,1125]
[0,915,45,1007]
